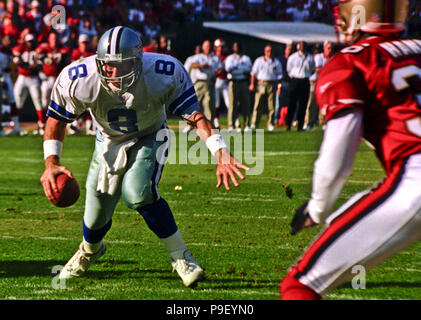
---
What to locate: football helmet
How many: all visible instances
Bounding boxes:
[95,26,143,96]
[335,0,409,41]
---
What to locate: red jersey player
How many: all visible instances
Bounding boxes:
[37,31,71,113]
[281,0,421,299]
[12,33,44,134]
[70,34,95,62]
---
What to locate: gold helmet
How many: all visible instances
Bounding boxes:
[335,0,409,38]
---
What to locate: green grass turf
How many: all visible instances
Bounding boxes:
[0,122,420,300]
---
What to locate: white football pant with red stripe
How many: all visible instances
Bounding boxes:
[282,153,421,299]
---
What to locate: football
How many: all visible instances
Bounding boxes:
[51,173,80,207]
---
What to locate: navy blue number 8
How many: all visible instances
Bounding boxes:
[108,109,138,134]
[155,60,175,76]
[68,64,88,80]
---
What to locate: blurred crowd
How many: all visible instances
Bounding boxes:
[0,0,418,53]
[0,0,338,50]
[0,0,420,136]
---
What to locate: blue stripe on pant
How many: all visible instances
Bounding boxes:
[83,219,112,243]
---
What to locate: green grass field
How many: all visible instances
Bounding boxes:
[0,122,420,300]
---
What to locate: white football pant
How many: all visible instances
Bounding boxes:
[13,74,42,111]
[294,152,421,296]
[41,76,56,108]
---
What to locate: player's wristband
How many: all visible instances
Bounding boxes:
[206,134,229,156]
[43,140,63,160]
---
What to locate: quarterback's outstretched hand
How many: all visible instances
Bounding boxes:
[215,148,249,190]
[40,157,73,202]
[290,201,316,235]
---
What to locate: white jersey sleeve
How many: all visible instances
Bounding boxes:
[308,108,363,224]
[165,58,200,120]
[47,56,99,123]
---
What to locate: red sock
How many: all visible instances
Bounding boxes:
[280,269,321,300]
[36,110,45,124]
[214,107,219,118]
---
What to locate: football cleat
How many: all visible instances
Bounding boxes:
[59,241,106,279]
[6,126,24,136]
[171,250,204,287]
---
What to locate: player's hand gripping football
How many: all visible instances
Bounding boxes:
[40,156,74,202]
[215,148,249,190]
[290,201,317,235]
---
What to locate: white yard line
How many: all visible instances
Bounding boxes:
[1,235,298,251]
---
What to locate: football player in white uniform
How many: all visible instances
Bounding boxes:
[40,27,249,287]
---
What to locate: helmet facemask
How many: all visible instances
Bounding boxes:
[96,54,142,96]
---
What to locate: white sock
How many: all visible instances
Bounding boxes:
[85,119,92,130]
[161,230,187,260]
[83,239,103,254]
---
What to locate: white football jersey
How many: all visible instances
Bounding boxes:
[48,53,199,141]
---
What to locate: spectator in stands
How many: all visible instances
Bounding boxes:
[408,0,421,37]
[143,11,160,46]
[5,0,18,20]
[249,44,283,131]
[70,34,94,61]
[79,13,97,39]
[286,1,310,22]
[218,0,237,20]
[285,41,315,131]
[25,1,43,33]
[143,36,159,53]
[0,13,21,40]
[247,0,264,20]
[158,34,177,58]
[128,0,145,30]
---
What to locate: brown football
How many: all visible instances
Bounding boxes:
[51,173,80,207]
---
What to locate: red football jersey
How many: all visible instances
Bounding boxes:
[316,36,421,174]
[70,48,94,62]
[12,44,40,76]
[37,43,71,77]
